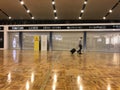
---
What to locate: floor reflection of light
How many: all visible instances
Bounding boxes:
[113,53,119,65]
[13,38,16,48]
[7,72,11,83]
[26,80,30,90]
[53,73,57,83]
[52,73,57,90]
[77,75,83,90]
[13,50,16,60]
[52,84,56,90]
[107,84,111,90]
[77,76,82,84]
[31,72,34,83]
[13,50,18,63]
[79,85,83,90]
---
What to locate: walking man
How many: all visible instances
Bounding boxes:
[77,37,82,54]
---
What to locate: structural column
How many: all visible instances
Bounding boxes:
[83,31,87,51]
[4,26,8,50]
[49,32,52,51]
[19,32,23,50]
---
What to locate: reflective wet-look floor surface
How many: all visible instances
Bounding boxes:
[0,50,120,90]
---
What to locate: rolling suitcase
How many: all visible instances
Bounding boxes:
[70,48,76,54]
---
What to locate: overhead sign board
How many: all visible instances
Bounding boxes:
[8,25,120,30]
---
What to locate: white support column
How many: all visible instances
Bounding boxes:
[4,26,8,50]
[41,35,47,51]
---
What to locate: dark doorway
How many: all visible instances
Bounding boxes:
[0,32,4,48]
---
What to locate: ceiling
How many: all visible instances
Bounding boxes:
[0,0,120,20]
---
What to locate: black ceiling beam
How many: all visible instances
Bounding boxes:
[18,0,34,19]
[0,9,9,17]
[104,0,120,19]
[79,0,88,19]
[0,20,120,25]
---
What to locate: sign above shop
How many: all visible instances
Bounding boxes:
[9,25,120,30]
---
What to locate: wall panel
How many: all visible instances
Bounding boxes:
[52,32,83,50]
[86,31,120,52]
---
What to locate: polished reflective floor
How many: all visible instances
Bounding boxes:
[0,50,120,90]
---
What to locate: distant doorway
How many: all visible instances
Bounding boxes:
[0,32,4,48]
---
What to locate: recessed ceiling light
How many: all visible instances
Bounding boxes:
[109,10,112,13]
[81,10,84,13]
[20,1,24,5]
[52,1,55,5]
[84,1,87,4]
[54,10,57,13]
[79,17,82,19]
[31,17,34,19]
[55,17,58,19]
[103,17,106,20]
[27,10,30,13]
[9,16,11,19]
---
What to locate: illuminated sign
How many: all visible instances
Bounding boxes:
[9,25,120,30]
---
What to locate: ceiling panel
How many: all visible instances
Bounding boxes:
[24,0,54,19]
[82,0,118,20]
[0,0,30,19]
[56,0,84,20]
[0,0,119,20]
[0,12,8,19]
[107,4,120,19]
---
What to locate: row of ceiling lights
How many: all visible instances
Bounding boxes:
[52,0,58,19]
[0,9,11,19]
[79,0,120,20]
[103,0,120,20]
[0,0,120,20]
[79,0,88,20]
[0,0,35,19]
[20,0,58,19]
[19,0,34,19]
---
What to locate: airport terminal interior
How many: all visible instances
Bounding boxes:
[0,0,120,90]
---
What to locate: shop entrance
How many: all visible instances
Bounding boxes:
[0,32,4,48]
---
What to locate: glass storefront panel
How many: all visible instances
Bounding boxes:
[52,32,83,50]
[86,32,120,52]
[8,33,20,49]
[8,31,120,52]
[22,32,49,50]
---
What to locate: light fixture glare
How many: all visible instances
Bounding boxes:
[31,17,34,19]
[109,10,112,13]
[9,16,11,19]
[52,1,55,5]
[27,10,30,13]
[54,10,57,13]
[84,1,87,4]
[79,17,82,19]
[81,10,84,13]
[103,17,106,20]
[55,17,58,19]
[20,1,24,5]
